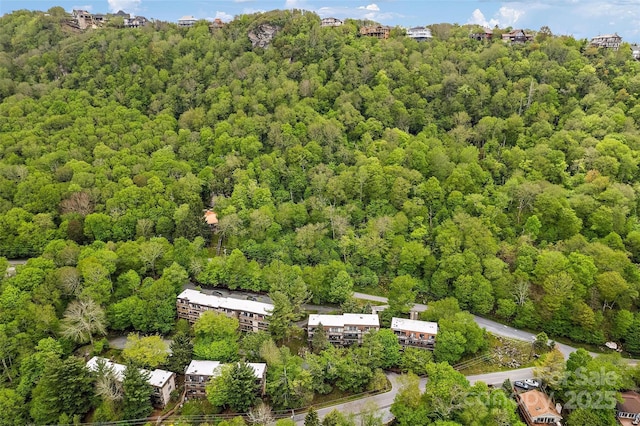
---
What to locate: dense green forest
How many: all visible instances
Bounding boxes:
[2,5,640,424]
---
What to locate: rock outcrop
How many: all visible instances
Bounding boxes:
[248,23,280,48]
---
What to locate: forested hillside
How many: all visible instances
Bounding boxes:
[2,7,640,415]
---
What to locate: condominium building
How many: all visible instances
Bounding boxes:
[176,289,273,332]
[86,357,176,407]
[184,360,267,399]
[391,317,438,350]
[307,313,380,346]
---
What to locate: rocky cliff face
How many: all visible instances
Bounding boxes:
[248,23,280,48]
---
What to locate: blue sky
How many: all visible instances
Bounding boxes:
[2,0,640,42]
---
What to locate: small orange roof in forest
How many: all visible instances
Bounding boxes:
[204,210,218,225]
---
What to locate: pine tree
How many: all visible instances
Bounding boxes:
[167,331,193,373]
[304,407,320,426]
[227,362,260,412]
[29,357,95,424]
[625,315,640,354]
[122,364,153,420]
[207,362,259,412]
[311,323,329,354]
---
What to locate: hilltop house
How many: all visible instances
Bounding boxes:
[86,357,176,407]
[470,28,493,41]
[406,26,432,42]
[360,25,390,39]
[391,317,438,350]
[517,389,563,426]
[631,44,640,60]
[67,9,146,30]
[590,33,622,50]
[124,15,147,28]
[502,29,533,43]
[617,391,640,426]
[176,289,273,332]
[185,360,267,399]
[321,17,343,27]
[209,18,225,31]
[72,10,94,30]
[307,313,380,346]
[178,15,197,27]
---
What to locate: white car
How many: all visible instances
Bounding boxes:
[524,379,540,388]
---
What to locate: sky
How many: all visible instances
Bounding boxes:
[2,0,640,42]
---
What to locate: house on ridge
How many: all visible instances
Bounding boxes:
[321,17,343,27]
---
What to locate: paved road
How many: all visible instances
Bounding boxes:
[292,368,536,425]
[178,287,635,424]
[107,335,173,353]
[354,292,580,358]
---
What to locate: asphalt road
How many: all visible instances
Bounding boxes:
[354,292,581,358]
[107,335,173,352]
[292,368,536,425]
[179,285,635,424]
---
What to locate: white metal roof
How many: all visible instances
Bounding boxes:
[87,356,126,381]
[147,368,174,387]
[391,317,438,334]
[308,313,380,327]
[185,360,266,379]
[185,360,222,376]
[177,289,274,316]
[247,363,267,378]
[86,356,174,388]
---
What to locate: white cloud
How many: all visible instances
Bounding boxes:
[214,11,233,22]
[359,4,380,12]
[467,6,525,28]
[285,0,309,8]
[107,0,141,13]
[468,9,497,27]
[497,6,525,26]
[243,7,266,14]
[317,4,400,23]
[72,4,93,12]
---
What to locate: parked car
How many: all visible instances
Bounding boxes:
[513,381,529,390]
[524,379,540,388]
[247,296,258,301]
[211,290,224,297]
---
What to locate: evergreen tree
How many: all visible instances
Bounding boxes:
[625,315,640,354]
[207,362,259,412]
[122,364,153,420]
[29,357,95,424]
[167,330,193,373]
[311,323,329,354]
[304,407,320,426]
